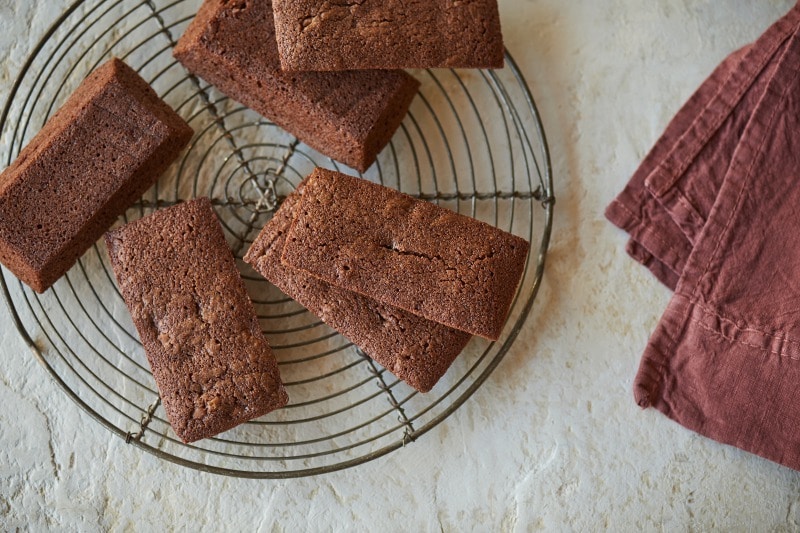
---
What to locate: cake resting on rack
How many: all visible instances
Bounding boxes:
[280,169,529,341]
[105,198,288,443]
[0,58,192,293]
[271,0,504,71]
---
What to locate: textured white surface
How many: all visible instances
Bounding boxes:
[2,0,800,530]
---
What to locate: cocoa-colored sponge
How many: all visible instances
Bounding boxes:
[0,57,193,293]
[282,169,530,341]
[105,198,288,443]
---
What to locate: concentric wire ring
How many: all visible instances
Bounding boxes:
[0,0,554,477]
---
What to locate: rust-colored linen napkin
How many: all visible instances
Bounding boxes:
[606,2,800,470]
[607,4,800,288]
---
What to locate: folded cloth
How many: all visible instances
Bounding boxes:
[606,45,747,289]
[607,2,800,288]
[607,1,800,470]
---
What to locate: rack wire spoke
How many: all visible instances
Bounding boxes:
[0,0,554,478]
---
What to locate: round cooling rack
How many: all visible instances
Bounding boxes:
[0,0,554,478]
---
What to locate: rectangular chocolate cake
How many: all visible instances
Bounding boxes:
[272,0,504,71]
[281,169,530,341]
[0,58,193,293]
[105,198,288,443]
[172,0,419,172]
[244,181,472,393]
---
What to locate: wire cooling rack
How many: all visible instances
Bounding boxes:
[0,0,554,478]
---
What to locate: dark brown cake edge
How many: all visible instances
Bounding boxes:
[357,73,420,172]
[271,0,505,71]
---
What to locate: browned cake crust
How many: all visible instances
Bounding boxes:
[281,169,530,341]
[172,0,419,172]
[0,58,193,293]
[105,198,288,443]
[244,182,471,393]
[272,0,504,71]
